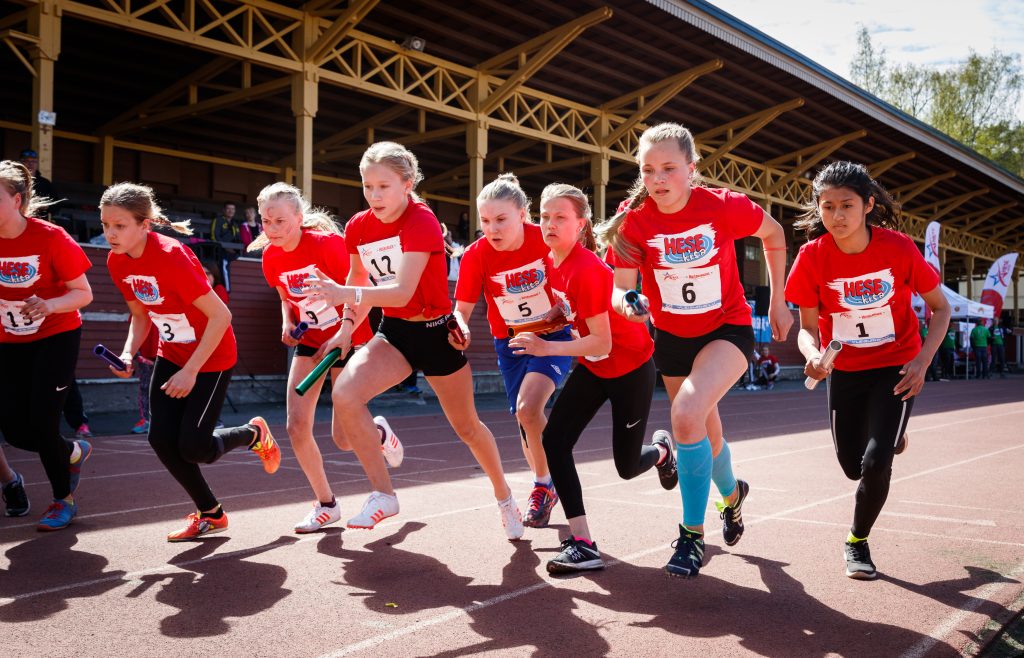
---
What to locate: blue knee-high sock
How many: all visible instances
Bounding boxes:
[677,437,713,529]
[712,440,737,499]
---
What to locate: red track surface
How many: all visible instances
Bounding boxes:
[1,378,1022,657]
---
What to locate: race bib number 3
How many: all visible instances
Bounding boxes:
[149,312,197,344]
[358,237,404,285]
[654,264,722,315]
[0,299,42,336]
[832,306,896,347]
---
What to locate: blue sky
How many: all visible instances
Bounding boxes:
[711,0,1024,118]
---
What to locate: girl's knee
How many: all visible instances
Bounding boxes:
[614,458,640,480]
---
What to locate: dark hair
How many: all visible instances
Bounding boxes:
[795,161,900,240]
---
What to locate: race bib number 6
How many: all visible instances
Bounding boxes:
[0,299,41,336]
[654,264,722,315]
[831,306,895,347]
[149,312,197,344]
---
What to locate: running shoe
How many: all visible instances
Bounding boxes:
[547,537,604,574]
[844,540,877,580]
[167,511,229,542]
[294,501,342,534]
[248,417,281,474]
[522,481,559,528]
[499,495,524,541]
[346,491,399,529]
[2,471,30,517]
[131,418,150,434]
[716,479,749,546]
[37,499,77,531]
[75,423,94,439]
[665,525,705,578]
[652,430,678,490]
[375,415,404,468]
[894,432,909,456]
[68,439,93,495]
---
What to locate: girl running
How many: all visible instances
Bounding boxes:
[599,123,793,578]
[453,173,571,528]
[101,182,281,542]
[786,161,949,579]
[510,183,676,573]
[251,182,403,534]
[0,160,94,531]
[308,142,524,539]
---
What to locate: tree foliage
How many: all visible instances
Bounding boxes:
[850,26,1024,177]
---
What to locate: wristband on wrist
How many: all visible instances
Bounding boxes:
[341,317,355,326]
[354,288,363,305]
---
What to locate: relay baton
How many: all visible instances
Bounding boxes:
[93,344,127,372]
[804,340,843,390]
[624,290,648,315]
[507,317,571,338]
[446,317,466,345]
[295,347,341,397]
[289,321,310,340]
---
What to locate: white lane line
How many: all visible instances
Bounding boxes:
[771,517,1024,548]
[898,500,1024,515]
[879,511,996,527]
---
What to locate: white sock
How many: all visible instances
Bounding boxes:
[498,493,515,507]
[535,474,553,486]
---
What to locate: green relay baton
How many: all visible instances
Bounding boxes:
[295,347,341,397]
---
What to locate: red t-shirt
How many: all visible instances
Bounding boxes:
[548,242,653,378]
[0,218,91,343]
[107,231,237,372]
[262,230,373,349]
[455,223,558,339]
[345,200,451,320]
[607,187,764,337]
[785,227,941,372]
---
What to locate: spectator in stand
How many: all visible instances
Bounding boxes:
[202,262,229,306]
[938,325,956,380]
[756,346,781,389]
[239,205,262,251]
[970,320,990,379]
[458,211,470,242]
[990,317,1008,379]
[211,202,241,255]
[18,149,54,204]
[131,324,158,434]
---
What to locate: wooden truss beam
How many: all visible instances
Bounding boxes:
[317,124,467,162]
[891,171,957,205]
[420,138,536,190]
[868,152,916,178]
[989,217,1024,243]
[696,98,804,170]
[907,188,990,222]
[764,130,867,195]
[954,202,1018,233]
[306,0,378,65]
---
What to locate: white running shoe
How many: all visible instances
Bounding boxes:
[375,415,404,468]
[346,491,399,529]
[294,501,342,534]
[499,495,524,541]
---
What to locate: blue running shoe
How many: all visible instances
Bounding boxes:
[69,439,92,495]
[37,499,77,531]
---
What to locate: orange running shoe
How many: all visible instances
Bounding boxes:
[248,416,281,474]
[167,511,228,542]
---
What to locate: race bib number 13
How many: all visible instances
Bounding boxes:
[0,299,41,336]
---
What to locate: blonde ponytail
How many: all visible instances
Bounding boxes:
[247,182,340,253]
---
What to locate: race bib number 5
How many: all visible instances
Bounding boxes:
[149,312,197,344]
[358,237,404,285]
[654,264,722,315]
[831,306,895,347]
[0,299,41,336]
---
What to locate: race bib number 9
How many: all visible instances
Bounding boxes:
[149,312,197,344]
[296,297,340,329]
[0,299,41,336]
[831,306,895,347]
[358,237,404,285]
[654,264,722,315]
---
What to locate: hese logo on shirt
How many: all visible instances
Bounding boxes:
[0,256,40,288]
[280,265,317,296]
[124,274,165,305]
[649,224,717,266]
[503,269,544,294]
[827,269,894,309]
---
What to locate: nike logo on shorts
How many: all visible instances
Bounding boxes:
[56,385,68,391]
[626,419,641,428]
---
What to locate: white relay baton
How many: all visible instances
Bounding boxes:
[805,340,843,391]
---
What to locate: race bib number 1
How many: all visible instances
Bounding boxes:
[0,299,41,336]
[654,264,722,315]
[831,306,896,347]
[149,312,197,344]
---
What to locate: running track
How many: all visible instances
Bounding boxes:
[1,377,1022,657]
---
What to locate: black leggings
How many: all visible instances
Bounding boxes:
[148,358,255,511]
[542,359,659,519]
[827,366,914,538]
[0,328,79,500]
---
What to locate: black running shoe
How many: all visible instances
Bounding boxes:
[844,540,877,580]
[665,525,704,578]
[547,537,604,574]
[652,430,677,490]
[2,471,30,517]
[717,479,749,546]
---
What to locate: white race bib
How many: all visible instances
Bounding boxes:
[296,297,340,329]
[832,306,895,347]
[654,264,722,315]
[0,299,42,336]
[492,260,552,326]
[149,312,197,344]
[358,237,404,285]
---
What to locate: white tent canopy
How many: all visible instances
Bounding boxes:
[912,285,994,320]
